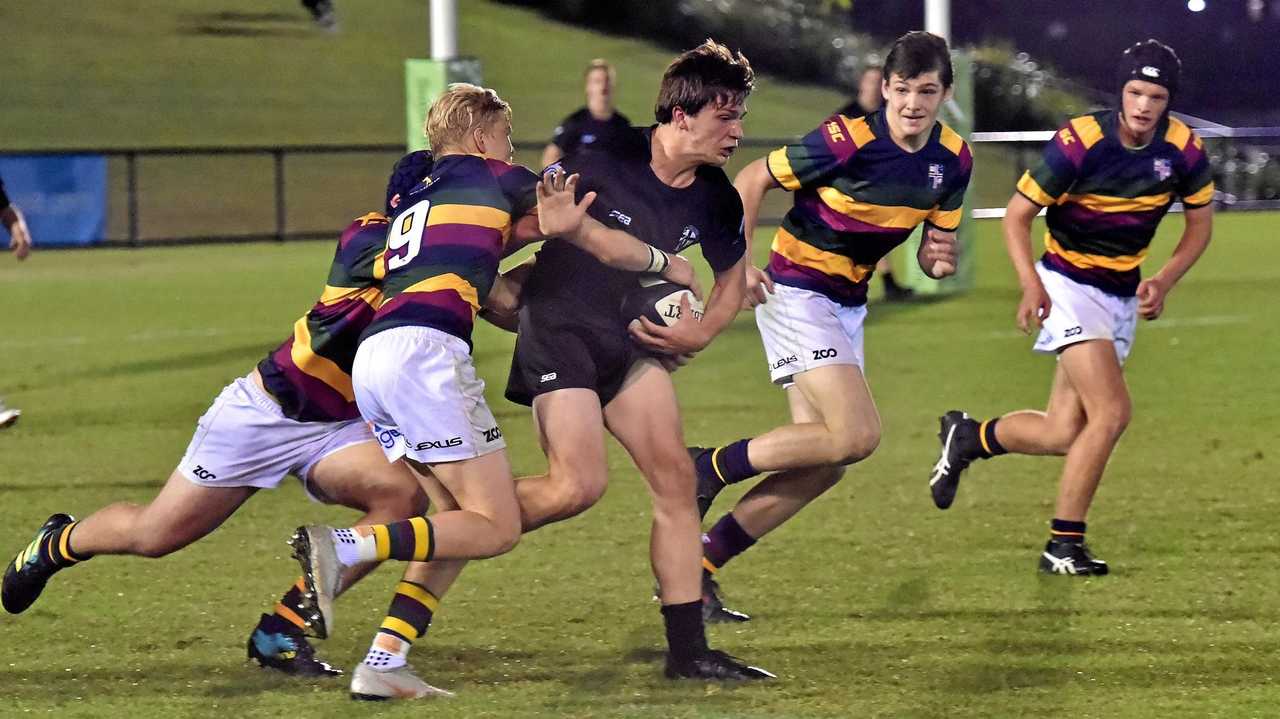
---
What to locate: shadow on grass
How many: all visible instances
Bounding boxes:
[177,12,313,38]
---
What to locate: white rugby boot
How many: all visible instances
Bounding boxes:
[349,663,454,701]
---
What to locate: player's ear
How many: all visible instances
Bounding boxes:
[672,106,688,131]
[471,125,487,154]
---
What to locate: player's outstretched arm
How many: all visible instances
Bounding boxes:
[1137,203,1213,321]
[2,205,32,261]
[1003,193,1050,334]
[734,158,780,307]
[532,168,702,293]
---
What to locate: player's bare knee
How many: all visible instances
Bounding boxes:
[364,481,429,520]
[487,521,522,556]
[1089,399,1132,438]
[828,426,880,465]
[546,464,608,518]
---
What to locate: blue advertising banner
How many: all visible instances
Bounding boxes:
[0,155,107,246]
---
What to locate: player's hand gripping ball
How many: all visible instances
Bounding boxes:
[621,276,705,328]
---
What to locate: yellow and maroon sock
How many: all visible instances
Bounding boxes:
[333,516,434,565]
[1050,518,1087,545]
[362,580,439,670]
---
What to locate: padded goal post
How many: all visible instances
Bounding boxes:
[405,58,484,152]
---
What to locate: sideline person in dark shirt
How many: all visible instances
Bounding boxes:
[541,59,635,167]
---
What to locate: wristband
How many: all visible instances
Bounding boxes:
[645,245,671,274]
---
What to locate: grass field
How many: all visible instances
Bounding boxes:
[2,212,1277,718]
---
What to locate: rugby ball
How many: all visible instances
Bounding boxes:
[621,276,704,327]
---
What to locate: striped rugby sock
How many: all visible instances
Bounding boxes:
[362,580,439,671]
[333,516,435,566]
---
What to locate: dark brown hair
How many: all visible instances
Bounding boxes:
[654,39,754,123]
[883,31,953,88]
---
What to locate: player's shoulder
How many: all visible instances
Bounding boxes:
[695,164,744,214]
[1056,110,1109,150]
[1160,115,1205,155]
[933,120,973,170]
[340,211,389,247]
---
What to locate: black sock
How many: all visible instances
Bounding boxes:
[660,601,708,663]
[1050,518,1086,544]
[883,272,903,291]
[976,418,1008,459]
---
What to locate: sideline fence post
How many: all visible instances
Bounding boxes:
[126,153,140,247]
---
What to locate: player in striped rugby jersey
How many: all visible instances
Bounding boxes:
[929,40,1215,576]
[286,82,711,699]
[688,31,971,620]
[1,152,439,677]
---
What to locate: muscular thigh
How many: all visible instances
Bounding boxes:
[138,470,257,548]
[602,360,690,494]
[532,388,609,488]
[791,363,880,437]
[307,441,426,514]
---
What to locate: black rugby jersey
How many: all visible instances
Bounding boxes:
[550,108,638,158]
[524,127,745,321]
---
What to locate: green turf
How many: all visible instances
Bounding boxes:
[2,212,1277,717]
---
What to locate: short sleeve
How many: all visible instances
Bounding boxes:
[927,145,973,231]
[501,165,541,218]
[1016,122,1090,207]
[551,113,581,151]
[1176,131,1215,208]
[700,186,746,272]
[766,114,864,192]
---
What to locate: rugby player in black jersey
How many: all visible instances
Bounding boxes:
[502,40,771,680]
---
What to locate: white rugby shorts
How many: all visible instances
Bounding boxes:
[178,373,374,500]
[755,283,867,386]
[1033,262,1138,364]
[352,326,505,464]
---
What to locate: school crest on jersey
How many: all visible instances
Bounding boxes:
[1153,158,1172,181]
[928,164,945,189]
[675,225,700,252]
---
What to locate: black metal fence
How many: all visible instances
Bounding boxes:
[6,130,1277,248]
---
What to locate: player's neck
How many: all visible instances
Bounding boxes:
[587,101,613,120]
[1116,113,1157,149]
[649,126,700,188]
[885,117,932,153]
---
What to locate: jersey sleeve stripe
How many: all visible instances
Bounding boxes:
[1164,118,1192,151]
[1016,172,1058,206]
[767,148,800,190]
[1069,115,1105,149]
[938,124,966,156]
[1182,182,1215,207]
[815,187,933,229]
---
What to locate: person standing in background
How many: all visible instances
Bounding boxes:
[541,59,636,168]
[1,173,33,428]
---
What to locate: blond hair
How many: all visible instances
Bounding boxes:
[423,83,512,154]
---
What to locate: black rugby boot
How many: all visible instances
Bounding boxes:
[1038,540,1109,576]
[3,513,76,615]
[702,572,750,624]
[247,613,343,677]
[929,410,981,509]
[665,648,775,680]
